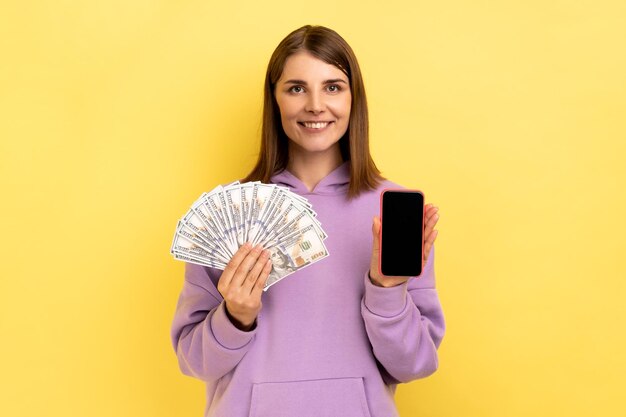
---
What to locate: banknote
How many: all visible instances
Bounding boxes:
[171,181,329,290]
[264,223,329,288]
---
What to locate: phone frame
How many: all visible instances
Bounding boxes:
[379,188,425,277]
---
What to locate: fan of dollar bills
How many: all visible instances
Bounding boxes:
[171,181,330,290]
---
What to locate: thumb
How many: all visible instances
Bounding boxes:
[372,216,381,252]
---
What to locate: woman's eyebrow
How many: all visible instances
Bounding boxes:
[323,79,348,85]
[283,78,348,85]
[284,79,307,85]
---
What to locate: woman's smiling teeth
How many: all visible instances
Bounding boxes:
[300,121,331,129]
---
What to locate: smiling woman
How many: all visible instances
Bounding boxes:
[171,25,444,417]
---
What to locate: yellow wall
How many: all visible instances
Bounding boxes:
[1,1,625,416]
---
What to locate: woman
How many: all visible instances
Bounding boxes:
[171,25,445,417]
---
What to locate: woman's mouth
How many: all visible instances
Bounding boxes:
[299,121,332,130]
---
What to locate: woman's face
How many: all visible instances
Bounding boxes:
[274,51,351,159]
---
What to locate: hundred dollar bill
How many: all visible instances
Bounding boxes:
[246,183,261,243]
[203,189,239,255]
[240,183,254,244]
[175,222,231,265]
[256,201,298,246]
[181,207,229,255]
[249,184,279,244]
[221,187,239,247]
[276,184,312,208]
[262,206,326,248]
[173,252,228,269]
[170,230,228,269]
[190,197,233,258]
[193,191,226,236]
[264,223,329,290]
[224,185,245,247]
[252,190,288,245]
[274,185,317,219]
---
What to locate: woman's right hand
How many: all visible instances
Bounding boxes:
[217,243,273,331]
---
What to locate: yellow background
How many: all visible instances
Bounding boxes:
[1,0,625,416]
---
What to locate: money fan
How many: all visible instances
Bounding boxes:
[171,181,329,290]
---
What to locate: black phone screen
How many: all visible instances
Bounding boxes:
[380,190,424,277]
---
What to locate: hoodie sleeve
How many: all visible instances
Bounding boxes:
[171,263,257,382]
[360,247,445,384]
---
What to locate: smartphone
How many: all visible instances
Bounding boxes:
[379,189,425,277]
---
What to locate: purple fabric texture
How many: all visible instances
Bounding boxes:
[171,162,445,417]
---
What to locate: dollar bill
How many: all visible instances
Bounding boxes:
[170,230,228,269]
[264,223,329,289]
[190,198,233,258]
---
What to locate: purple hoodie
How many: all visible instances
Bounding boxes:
[171,162,445,417]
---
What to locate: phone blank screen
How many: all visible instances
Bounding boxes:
[380,191,424,276]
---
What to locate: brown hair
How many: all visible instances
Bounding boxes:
[242,25,383,198]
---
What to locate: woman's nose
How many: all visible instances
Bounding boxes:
[305,91,324,114]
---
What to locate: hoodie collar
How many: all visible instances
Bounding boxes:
[270,161,351,195]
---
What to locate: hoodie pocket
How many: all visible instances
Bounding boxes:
[249,377,372,417]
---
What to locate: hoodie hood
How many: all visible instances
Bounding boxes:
[270,161,351,196]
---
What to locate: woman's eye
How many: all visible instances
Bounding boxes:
[289,86,304,93]
[327,84,341,93]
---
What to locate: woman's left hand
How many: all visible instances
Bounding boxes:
[368,204,439,288]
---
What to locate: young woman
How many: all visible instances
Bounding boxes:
[171,25,445,417]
